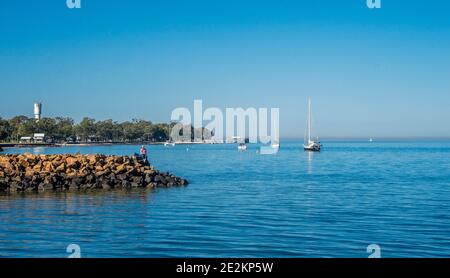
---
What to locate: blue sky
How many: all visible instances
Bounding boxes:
[0,0,449,138]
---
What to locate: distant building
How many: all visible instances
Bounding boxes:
[33,133,45,143]
[20,136,32,143]
[34,102,42,121]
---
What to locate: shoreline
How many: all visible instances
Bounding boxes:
[2,139,450,151]
[0,141,220,149]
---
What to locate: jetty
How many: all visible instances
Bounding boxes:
[0,154,188,193]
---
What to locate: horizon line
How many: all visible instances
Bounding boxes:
[280,136,450,141]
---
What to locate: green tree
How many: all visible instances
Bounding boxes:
[8,115,31,140]
[135,119,154,141]
[36,117,57,138]
[16,118,37,139]
[152,123,169,142]
[95,119,120,142]
[74,117,96,142]
[54,117,74,141]
[0,117,12,141]
[120,120,143,141]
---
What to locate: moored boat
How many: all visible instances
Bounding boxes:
[303,97,321,152]
[238,143,247,151]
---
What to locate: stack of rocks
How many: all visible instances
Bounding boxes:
[0,154,188,193]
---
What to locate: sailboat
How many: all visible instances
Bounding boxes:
[238,143,247,151]
[303,97,321,152]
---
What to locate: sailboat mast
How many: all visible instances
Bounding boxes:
[307,97,311,142]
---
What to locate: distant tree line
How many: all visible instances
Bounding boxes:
[0,116,172,143]
[0,116,214,143]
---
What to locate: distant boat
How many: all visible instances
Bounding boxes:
[369,138,374,142]
[238,143,247,151]
[271,142,280,149]
[164,141,176,147]
[303,98,321,152]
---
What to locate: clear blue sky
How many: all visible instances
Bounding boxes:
[0,0,449,138]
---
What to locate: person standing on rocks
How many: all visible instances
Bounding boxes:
[140,145,148,162]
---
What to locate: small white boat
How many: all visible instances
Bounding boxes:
[369,138,373,142]
[271,142,280,149]
[304,141,321,151]
[303,97,321,152]
[164,141,176,147]
[238,143,247,151]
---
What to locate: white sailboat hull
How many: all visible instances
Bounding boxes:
[238,145,247,151]
[303,142,321,151]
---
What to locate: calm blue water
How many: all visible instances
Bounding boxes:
[0,141,449,258]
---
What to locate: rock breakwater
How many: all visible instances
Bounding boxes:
[0,154,188,193]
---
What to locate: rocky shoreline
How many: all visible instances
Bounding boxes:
[0,154,188,193]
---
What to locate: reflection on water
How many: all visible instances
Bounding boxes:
[32,147,45,155]
[1,141,450,258]
[306,151,315,174]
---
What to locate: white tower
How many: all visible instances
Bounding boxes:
[34,102,42,121]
